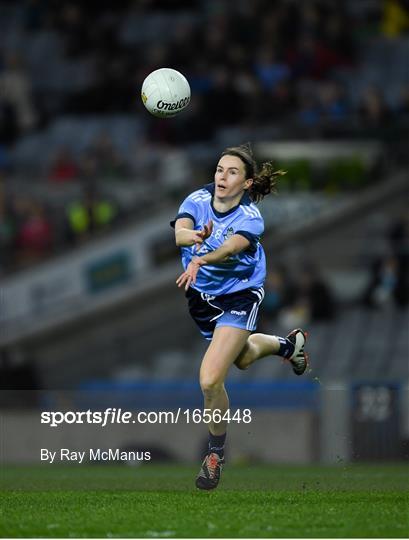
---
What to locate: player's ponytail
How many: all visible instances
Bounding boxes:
[221,143,286,203]
[249,161,286,203]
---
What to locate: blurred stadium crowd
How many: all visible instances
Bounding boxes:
[261,210,409,332]
[0,0,409,272]
[0,0,408,277]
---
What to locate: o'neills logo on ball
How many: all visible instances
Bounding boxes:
[156,97,190,111]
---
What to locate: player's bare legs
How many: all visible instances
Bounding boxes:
[200,326,251,435]
[234,334,280,369]
[196,326,250,490]
[235,330,309,375]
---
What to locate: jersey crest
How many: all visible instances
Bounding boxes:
[223,226,235,240]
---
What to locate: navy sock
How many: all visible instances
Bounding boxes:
[275,336,295,359]
[208,431,226,459]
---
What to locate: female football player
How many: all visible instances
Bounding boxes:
[172,143,308,490]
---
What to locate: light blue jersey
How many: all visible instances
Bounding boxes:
[172,183,266,295]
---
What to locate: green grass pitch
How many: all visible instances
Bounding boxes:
[0,463,408,538]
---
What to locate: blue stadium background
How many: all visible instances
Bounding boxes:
[0,0,408,465]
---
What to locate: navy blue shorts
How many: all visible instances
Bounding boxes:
[186,286,265,340]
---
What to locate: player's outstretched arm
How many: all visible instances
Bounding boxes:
[175,218,213,250]
[198,233,249,264]
[176,234,250,291]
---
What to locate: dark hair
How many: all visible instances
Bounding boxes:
[221,143,286,203]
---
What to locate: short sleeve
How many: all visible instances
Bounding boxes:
[236,215,264,252]
[170,194,199,228]
[242,215,264,237]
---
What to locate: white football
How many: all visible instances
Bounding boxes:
[141,68,191,118]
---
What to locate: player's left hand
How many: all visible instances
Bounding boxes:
[176,257,206,291]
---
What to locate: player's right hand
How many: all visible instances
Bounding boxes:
[194,220,213,251]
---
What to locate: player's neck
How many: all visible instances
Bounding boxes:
[213,193,242,213]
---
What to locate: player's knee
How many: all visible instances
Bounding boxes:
[200,375,224,398]
[235,338,259,370]
[234,358,249,370]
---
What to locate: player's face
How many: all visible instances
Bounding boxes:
[214,155,253,200]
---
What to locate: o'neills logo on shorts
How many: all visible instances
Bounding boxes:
[156,97,190,111]
[231,310,247,316]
